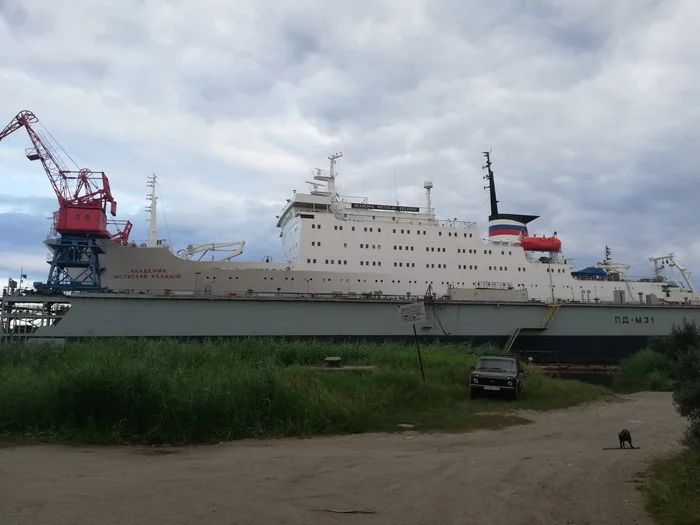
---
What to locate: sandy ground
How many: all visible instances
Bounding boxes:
[0,392,686,525]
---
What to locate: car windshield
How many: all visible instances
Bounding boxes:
[476,358,516,372]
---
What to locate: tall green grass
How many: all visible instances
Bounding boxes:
[0,339,609,445]
[643,450,700,525]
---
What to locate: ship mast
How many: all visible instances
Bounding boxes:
[482,150,499,217]
[308,152,342,199]
[145,173,158,247]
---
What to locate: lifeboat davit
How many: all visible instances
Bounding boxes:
[520,235,562,252]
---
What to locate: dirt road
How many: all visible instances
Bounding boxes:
[0,392,686,525]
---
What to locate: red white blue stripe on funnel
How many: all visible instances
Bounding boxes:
[488,221,528,237]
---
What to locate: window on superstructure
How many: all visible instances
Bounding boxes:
[407,230,410,234]
[400,263,403,267]
[431,247,435,252]
[318,225,321,229]
[379,262,381,266]
[352,226,355,231]
[431,264,435,268]
[364,227,368,232]
[426,264,430,268]
[325,259,329,264]
[489,250,492,254]
[331,260,335,264]
[499,266,503,271]
[312,224,316,229]
[313,259,317,263]
[344,243,347,248]
[370,228,373,232]
[361,261,364,265]
[399,246,403,250]
[439,232,442,236]
[489,266,492,270]
[307,259,310,263]
[344,260,347,265]
[378,228,382,232]
[509,251,512,255]
[319,242,322,246]
[501,251,505,255]
[378,244,382,249]
[334,225,338,230]
[372,261,376,266]
[360,243,364,248]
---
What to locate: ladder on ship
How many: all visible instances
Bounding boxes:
[503,303,560,352]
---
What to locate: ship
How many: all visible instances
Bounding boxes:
[2,113,700,362]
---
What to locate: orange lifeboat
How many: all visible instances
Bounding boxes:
[520,235,561,252]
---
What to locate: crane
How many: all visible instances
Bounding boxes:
[0,110,133,292]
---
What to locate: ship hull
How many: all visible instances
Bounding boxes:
[3,294,699,364]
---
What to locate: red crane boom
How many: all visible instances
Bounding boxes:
[0,110,131,241]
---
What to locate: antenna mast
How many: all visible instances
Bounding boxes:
[328,152,342,197]
[145,173,158,247]
[482,150,499,217]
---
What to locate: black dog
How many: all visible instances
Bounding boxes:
[618,429,634,449]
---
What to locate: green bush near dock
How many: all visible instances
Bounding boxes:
[0,339,608,445]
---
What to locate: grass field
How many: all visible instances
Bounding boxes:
[0,338,610,445]
[643,449,700,525]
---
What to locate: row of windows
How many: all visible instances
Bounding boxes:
[310,241,524,259]
[391,228,474,239]
[315,221,476,238]
[333,225,382,233]
[306,258,348,265]
[305,257,551,274]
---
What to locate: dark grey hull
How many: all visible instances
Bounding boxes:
[3,293,699,364]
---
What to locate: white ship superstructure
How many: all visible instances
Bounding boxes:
[85,152,697,306]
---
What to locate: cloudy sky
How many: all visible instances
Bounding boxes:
[1,0,699,289]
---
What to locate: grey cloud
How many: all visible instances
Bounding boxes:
[0,0,699,289]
